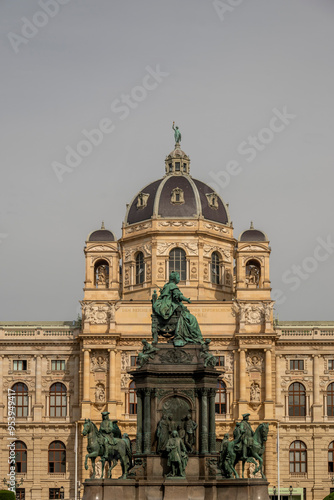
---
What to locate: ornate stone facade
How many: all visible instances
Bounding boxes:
[0,142,332,500]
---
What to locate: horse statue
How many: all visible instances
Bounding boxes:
[219,422,269,479]
[82,418,132,479]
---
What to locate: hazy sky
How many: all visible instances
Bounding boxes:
[1,0,334,321]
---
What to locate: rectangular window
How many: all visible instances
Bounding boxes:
[130,356,137,367]
[16,490,25,500]
[329,360,334,370]
[216,356,225,367]
[175,162,180,171]
[290,359,304,371]
[49,489,61,499]
[51,360,65,371]
[13,360,27,371]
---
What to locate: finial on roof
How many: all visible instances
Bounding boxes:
[101,221,105,230]
[250,221,254,229]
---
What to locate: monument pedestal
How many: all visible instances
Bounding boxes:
[83,478,270,500]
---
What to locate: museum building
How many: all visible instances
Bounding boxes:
[1,140,334,500]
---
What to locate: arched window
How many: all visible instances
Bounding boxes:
[14,441,27,473]
[135,252,145,284]
[245,259,261,288]
[289,440,307,473]
[329,441,334,473]
[128,381,137,415]
[12,383,28,417]
[215,380,226,414]
[211,252,220,284]
[48,441,66,473]
[49,383,67,417]
[288,382,306,417]
[94,259,109,288]
[169,248,186,281]
[327,382,334,416]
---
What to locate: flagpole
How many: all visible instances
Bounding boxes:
[277,420,280,500]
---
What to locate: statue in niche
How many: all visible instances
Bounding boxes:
[172,122,182,144]
[183,412,197,453]
[246,265,259,286]
[97,265,108,287]
[95,384,105,403]
[137,339,159,367]
[250,382,261,402]
[156,413,171,453]
[166,430,188,477]
[152,271,204,347]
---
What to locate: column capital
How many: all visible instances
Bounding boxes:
[82,348,91,352]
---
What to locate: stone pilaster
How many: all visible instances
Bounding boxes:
[34,355,43,420]
[82,349,91,418]
[313,354,322,420]
[143,388,151,454]
[200,388,209,454]
[264,349,274,419]
[136,389,143,454]
[208,388,216,453]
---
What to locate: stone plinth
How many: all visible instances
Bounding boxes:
[82,478,270,500]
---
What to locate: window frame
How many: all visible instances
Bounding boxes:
[128,381,137,415]
[288,382,306,417]
[215,379,227,415]
[290,359,304,371]
[327,383,334,417]
[48,441,66,474]
[49,382,67,418]
[169,248,187,281]
[135,252,145,285]
[14,440,27,473]
[12,383,29,418]
[51,360,65,371]
[211,252,220,285]
[13,360,27,371]
[289,440,307,473]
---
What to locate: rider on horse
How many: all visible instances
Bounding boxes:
[239,413,254,460]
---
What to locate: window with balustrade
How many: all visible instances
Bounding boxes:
[11,383,29,417]
[289,440,307,473]
[288,382,306,416]
[48,441,66,473]
[49,383,67,417]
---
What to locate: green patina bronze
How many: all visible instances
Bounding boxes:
[172,122,181,143]
[166,430,188,477]
[152,272,204,346]
[218,416,269,479]
[82,414,133,479]
[137,339,159,366]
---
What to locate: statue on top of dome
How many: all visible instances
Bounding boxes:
[172,122,182,144]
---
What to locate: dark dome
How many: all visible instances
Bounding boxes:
[125,174,230,225]
[88,226,115,242]
[239,224,268,242]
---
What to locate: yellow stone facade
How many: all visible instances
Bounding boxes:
[1,143,334,500]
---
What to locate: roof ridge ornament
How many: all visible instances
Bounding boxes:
[172,121,181,146]
[250,221,254,230]
[101,221,105,230]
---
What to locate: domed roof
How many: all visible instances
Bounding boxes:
[125,174,230,225]
[239,222,268,242]
[88,222,115,242]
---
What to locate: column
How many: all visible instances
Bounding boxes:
[239,350,246,400]
[83,349,90,401]
[275,355,281,402]
[108,349,116,401]
[143,389,151,454]
[74,356,79,406]
[285,395,289,418]
[35,355,42,404]
[200,388,209,454]
[0,356,4,419]
[265,349,272,400]
[313,355,322,420]
[208,388,216,453]
[136,390,143,454]
[66,393,70,418]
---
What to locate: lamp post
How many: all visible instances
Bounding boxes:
[2,477,24,490]
[273,486,276,500]
[59,485,64,499]
[78,481,84,500]
[289,485,293,500]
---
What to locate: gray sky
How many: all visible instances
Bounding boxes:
[1,0,334,321]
